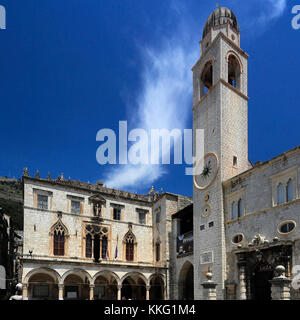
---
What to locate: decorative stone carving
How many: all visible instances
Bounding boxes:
[23,168,29,177]
[250,234,269,247]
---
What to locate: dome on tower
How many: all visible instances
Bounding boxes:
[202,7,239,39]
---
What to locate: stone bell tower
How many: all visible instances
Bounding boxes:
[192,7,251,299]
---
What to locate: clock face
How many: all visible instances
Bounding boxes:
[194,152,219,190]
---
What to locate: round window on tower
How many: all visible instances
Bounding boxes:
[278,220,296,235]
[232,233,244,244]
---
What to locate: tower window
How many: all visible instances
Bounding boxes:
[228,54,241,89]
[200,61,213,97]
[156,242,160,262]
[233,156,237,167]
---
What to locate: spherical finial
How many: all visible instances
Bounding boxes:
[206,272,213,281]
[275,265,285,277]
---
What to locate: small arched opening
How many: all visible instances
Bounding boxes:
[200,60,213,97]
[149,274,164,300]
[63,273,90,300]
[121,274,146,300]
[27,272,59,300]
[228,54,241,89]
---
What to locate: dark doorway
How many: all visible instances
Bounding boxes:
[178,262,194,300]
[251,263,273,301]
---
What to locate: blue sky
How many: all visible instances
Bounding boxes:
[0,0,299,196]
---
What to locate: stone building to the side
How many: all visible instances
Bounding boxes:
[170,7,300,301]
[20,170,191,300]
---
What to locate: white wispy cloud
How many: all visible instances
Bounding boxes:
[233,0,287,30]
[104,33,198,190]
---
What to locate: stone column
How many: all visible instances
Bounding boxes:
[22,283,28,300]
[89,284,95,300]
[201,272,217,300]
[269,265,292,300]
[146,285,151,300]
[117,284,122,300]
[239,266,247,300]
[58,284,64,300]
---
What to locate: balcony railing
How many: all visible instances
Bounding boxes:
[176,231,193,256]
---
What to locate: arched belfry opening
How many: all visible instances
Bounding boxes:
[228,54,241,89]
[200,60,213,97]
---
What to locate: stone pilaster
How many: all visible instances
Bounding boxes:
[269,265,292,300]
[238,265,247,300]
[201,272,217,300]
[22,283,28,300]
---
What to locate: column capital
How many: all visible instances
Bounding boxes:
[146,285,151,291]
[117,284,122,290]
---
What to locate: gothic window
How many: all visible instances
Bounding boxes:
[54,230,65,256]
[231,201,237,220]
[113,207,121,220]
[277,183,285,205]
[101,236,108,259]
[228,54,241,89]
[156,242,160,262]
[37,194,48,209]
[51,219,68,256]
[94,234,100,262]
[200,60,213,97]
[287,179,294,202]
[71,200,81,214]
[124,231,136,261]
[86,234,92,258]
[237,199,243,218]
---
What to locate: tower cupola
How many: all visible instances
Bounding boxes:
[201,7,240,52]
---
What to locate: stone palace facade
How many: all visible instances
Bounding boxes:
[21,172,191,300]
[20,7,300,300]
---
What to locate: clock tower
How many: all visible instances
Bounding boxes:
[192,7,251,299]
